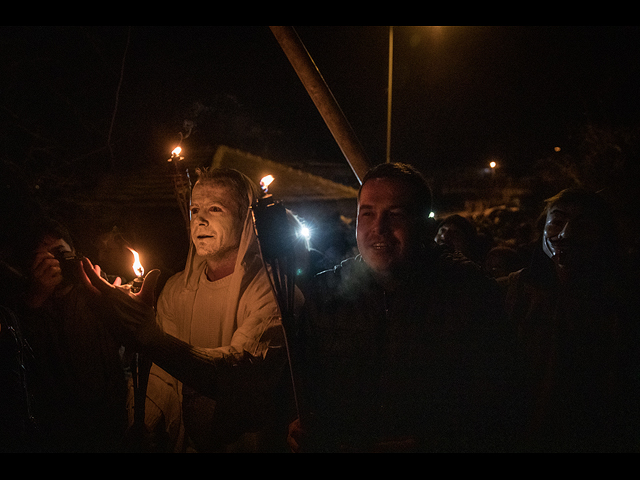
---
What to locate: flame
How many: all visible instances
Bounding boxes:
[172,146,182,156]
[260,175,274,193]
[128,247,144,278]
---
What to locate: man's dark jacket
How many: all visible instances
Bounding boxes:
[295,246,517,452]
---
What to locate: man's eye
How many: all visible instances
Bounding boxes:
[190,208,199,215]
[210,206,223,213]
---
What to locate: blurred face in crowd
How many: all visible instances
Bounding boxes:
[435,223,467,253]
[356,177,424,279]
[542,200,602,271]
[190,180,244,264]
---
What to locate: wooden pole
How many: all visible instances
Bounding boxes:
[269,26,372,184]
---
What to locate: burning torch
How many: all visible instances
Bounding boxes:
[251,175,304,421]
[252,175,297,316]
[168,145,192,234]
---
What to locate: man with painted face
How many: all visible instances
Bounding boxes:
[504,188,640,452]
[288,162,516,452]
[81,167,286,452]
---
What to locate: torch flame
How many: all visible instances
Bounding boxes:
[260,175,274,194]
[168,146,183,163]
[128,247,144,278]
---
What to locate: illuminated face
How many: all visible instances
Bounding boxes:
[190,181,244,262]
[356,177,423,276]
[542,201,602,270]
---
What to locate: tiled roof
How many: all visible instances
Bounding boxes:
[87,145,358,208]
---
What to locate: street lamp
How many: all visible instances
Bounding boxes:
[387,26,394,163]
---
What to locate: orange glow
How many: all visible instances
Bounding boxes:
[172,146,182,156]
[260,175,274,192]
[128,247,144,278]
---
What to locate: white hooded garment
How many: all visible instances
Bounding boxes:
[143,201,286,451]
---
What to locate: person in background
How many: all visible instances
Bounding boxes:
[434,214,482,263]
[504,188,640,452]
[484,245,524,279]
[16,217,129,452]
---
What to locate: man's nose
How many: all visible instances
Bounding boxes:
[373,213,391,233]
[195,213,209,225]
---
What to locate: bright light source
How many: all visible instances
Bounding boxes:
[260,175,274,193]
[127,247,144,278]
[429,211,435,218]
[172,146,182,156]
[489,161,497,169]
[299,225,311,240]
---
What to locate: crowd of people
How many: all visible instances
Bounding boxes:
[1,161,639,452]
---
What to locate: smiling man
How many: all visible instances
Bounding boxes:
[354,168,428,288]
[288,162,515,452]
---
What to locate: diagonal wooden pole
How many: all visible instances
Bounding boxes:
[269,26,372,184]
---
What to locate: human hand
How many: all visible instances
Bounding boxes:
[80,257,161,346]
[26,250,64,308]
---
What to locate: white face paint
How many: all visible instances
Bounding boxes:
[189,181,244,264]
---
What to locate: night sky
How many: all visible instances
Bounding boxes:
[2,25,640,186]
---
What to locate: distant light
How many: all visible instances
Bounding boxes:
[489,161,497,169]
[429,211,435,218]
[554,146,561,152]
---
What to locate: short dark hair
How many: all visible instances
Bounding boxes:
[359,162,432,219]
[194,167,260,220]
[17,217,75,274]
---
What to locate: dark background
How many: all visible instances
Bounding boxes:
[2,26,640,278]
[3,26,640,176]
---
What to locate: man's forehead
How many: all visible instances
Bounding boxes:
[359,178,415,204]
[192,181,235,200]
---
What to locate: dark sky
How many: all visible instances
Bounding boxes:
[2,26,640,185]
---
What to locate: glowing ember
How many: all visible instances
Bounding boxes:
[128,247,144,278]
[260,175,274,193]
